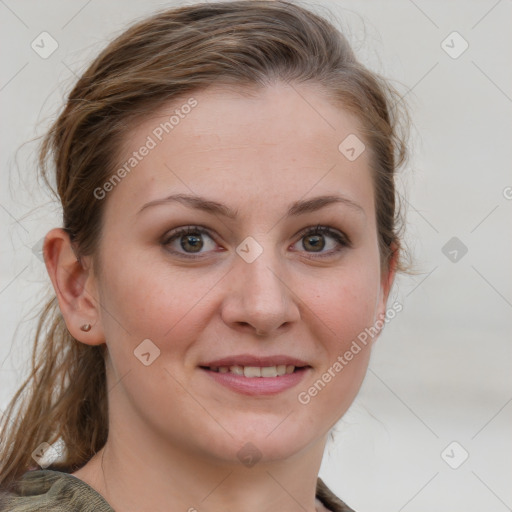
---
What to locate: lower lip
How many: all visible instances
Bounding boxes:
[201,367,310,396]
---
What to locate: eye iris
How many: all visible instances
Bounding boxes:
[181,233,203,252]
[303,234,325,252]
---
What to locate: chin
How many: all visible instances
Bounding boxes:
[197,413,322,466]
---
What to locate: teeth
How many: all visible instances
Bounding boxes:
[261,366,277,377]
[230,365,244,376]
[244,366,261,378]
[209,365,297,377]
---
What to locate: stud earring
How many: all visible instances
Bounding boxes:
[80,323,92,332]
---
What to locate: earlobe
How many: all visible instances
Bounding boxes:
[43,228,105,346]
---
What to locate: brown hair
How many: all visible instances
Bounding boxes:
[0,0,409,491]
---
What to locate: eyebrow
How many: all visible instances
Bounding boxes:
[137,193,365,219]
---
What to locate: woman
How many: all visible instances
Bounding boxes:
[0,1,409,510]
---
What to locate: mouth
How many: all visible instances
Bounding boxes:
[199,355,311,395]
[201,364,304,377]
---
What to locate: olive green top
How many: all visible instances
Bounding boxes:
[0,469,356,511]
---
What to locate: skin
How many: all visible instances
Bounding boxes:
[44,81,396,512]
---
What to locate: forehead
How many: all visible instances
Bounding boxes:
[104,82,374,222]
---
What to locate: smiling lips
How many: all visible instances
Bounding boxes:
[209,364,296,377]
[200,355,311,395]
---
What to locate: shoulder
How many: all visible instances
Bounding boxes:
[0,469,113,512]
[316,477,357,512]
[1,470,354,512]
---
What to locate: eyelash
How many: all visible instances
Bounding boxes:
[162,224,351,260]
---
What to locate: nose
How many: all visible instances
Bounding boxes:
[220,249,301,337]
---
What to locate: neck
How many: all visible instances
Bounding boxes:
[73,420,328,512]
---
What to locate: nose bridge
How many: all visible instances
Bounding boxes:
[242,251,283,302]
[223,238,300,334]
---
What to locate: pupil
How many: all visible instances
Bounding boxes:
[181,234,203,252]
[304,234,324,252]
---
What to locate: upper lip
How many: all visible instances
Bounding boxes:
[200,355,310,368]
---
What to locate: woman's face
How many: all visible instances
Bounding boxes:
[86,82,395,466]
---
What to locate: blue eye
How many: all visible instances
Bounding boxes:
[162,224,350,259]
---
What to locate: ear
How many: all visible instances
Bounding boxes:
[43,228,105,346]
[374,242,399,337]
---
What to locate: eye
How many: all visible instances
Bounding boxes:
[162,226,218,258]
[291,225,350,257]
[162,224,350,260]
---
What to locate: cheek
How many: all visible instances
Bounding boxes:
[306,258,381,344]
[97,259,212,422]
[295,256,380,408]
[334,275,379,342]
[96,246,218,358]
